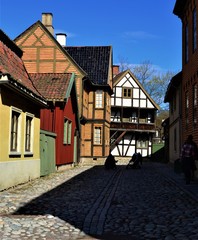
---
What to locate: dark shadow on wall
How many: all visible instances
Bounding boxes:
[151,146,167,163]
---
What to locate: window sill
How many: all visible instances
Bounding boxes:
[9,152,21,157]
[24,152,33,157]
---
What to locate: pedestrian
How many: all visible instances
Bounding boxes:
[181,135,197,184]
[104,153,118,170]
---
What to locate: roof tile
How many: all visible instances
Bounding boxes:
[65,46,111,85]
[30,73,72,101]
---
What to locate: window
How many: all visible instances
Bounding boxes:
[174,128,177,152]
[147,113,152,123]
[25,114,34,152]
[193,8,197,52]
[193,84,197,125]
[94,126,102,145]
[137,140,147,148]
[185,91,189,128]
[185,24,189,63]
[63,118,72,144]
[10,107,22,153]
[123,88,132,98]
[95,90,103,108]
[131,112,137,123]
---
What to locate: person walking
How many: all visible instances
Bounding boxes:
[181,135,197,184]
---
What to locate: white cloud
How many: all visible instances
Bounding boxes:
[123,31,159,40]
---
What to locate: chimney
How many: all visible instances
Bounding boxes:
[113,65,120,77]
[42,13,54,36]
[56,33,67,46]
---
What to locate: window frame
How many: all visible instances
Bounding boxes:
[24,112,34,155]
[193,84,197,126]
[185,23,189,63]
[185,91,189,129]
[95,90,103,108]
[63,118,72,145]
[136,140,148,149]
[94,126,102,145]
[10,107,22,155]
[122,87,132,98]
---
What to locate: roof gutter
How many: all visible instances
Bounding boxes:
[0,74,48,107]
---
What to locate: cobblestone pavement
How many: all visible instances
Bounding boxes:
[0,162,198,240]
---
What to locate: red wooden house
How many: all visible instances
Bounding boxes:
[30,73,80,168]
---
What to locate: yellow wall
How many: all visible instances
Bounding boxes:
[0,87,41,190]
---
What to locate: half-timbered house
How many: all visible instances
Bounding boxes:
[65,46,113,164]
[14,13,113,165]
[110,68,160,158]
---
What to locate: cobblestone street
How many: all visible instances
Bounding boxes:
[0,162,198,240]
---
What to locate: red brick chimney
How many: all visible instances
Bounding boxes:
[42,13,54,36]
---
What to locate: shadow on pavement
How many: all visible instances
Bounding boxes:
[12,165,125,239]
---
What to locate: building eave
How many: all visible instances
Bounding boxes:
[0,74,47,107]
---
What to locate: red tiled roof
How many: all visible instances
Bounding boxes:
[30,73,73,101]
[0,29,42,98]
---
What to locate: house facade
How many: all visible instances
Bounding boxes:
[0,30,47,190]
[30,72,80,169]
[14,13,113,165]
[110,68,159,158]
[164,72,182,163]
[14,13,88,167]
[65,46,113,164]
[173,0,198,146]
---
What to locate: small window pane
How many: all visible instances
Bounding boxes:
[25,116,32,151]
[96,90,103,108]
[10,111,20,151]
[94,127,101,144]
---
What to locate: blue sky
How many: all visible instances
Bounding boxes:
[0,0,181,74]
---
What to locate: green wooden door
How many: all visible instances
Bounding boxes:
[40,130,56,176]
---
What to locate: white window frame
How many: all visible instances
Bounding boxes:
[10,107,22,155]
[94,126,102,145]
[95,90,103,108]
[24,112,34,155]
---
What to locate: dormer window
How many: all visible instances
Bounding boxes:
[123,88,132,98]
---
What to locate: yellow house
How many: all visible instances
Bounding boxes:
[0,29,47,191]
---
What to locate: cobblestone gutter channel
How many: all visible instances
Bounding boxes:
[83,168,123,235]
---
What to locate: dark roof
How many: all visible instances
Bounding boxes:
[113,70,128,86]
[173,0,186,18]
[65,46,111,85]
[30,73,73,101]
[0,29,45,101]
[164,71,182,103]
